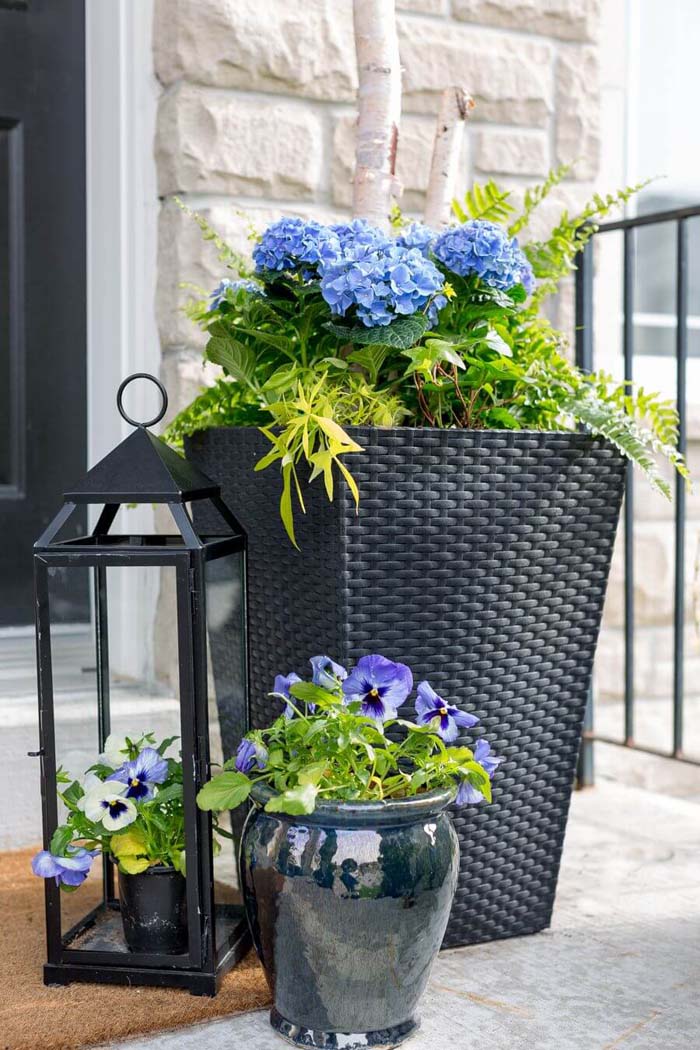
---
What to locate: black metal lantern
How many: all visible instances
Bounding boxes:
[33,374,250,994]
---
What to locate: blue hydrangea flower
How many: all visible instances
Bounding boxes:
[320,242,445,328]
[209,278,262,309]
[235,738,268,774]
[342,654,413,721]
[396,222,437,258]
[310,655,347,690]
[273,671,303,718]
[252,217,339,276]
[329,219,388,250]
[433,220,533,293]
[107,747,169,801]
[32,847,98,887]
[415,681,479,742]
[455,738,504,805]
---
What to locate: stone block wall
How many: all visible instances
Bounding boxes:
[151,0,700,725]
[153,0,602,418]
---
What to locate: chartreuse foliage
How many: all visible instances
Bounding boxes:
[166,173,688,544]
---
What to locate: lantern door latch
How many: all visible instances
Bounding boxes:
[27,748,45,757]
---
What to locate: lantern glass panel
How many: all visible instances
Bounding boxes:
[205,549,248,964]
[45,561,191,959]
[46,565,105,942]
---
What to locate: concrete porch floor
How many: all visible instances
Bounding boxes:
[105,777,700,1050]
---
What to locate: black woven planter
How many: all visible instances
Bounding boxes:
[186,426,625,949]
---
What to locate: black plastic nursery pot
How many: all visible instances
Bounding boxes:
[187,425,626,949]
[241,783,459,1049]
[118,865,188,955]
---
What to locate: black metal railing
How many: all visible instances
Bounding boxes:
[575,203,700,785]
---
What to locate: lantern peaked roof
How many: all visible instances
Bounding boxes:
[63,426,219,504]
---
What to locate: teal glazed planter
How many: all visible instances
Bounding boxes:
[240,784,459,1049]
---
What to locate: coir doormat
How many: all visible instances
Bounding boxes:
[0,848,271,1050]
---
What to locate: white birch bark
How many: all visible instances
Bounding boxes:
[351,0,402,230]
[424,87,474,228]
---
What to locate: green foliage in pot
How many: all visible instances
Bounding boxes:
[197,654,501,817]
[166,167,688,545]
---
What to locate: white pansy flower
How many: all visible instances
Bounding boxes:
[82,780,137,831]
[77,771,102,812]
[99,732,149,769]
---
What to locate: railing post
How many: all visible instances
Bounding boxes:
[673,219,688,757]
[575,238,595,788]
[622,228,636,746]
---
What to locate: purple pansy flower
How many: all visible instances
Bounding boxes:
[473,738,503,777]
[310,655,347,691]
[107,747,169,801]
[342,654,413,722]
[273,671,303,718]
[455,779,486,806]
[32,847,97,887]
[455,738,504,805]
[415,681,479,742]
[234,738,268,774]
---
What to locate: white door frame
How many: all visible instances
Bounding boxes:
[85,0,161,682]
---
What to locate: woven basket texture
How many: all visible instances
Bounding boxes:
[187,426,625,948]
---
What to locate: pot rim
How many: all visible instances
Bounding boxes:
[248,782,456,827]
[188,423,608,441]
[118,863,183,878]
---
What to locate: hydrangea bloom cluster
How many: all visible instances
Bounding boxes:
[252,217,339,276]
[320,242,445,327]
[396,222,437,258]
[209,278,262,309]
[329,218,388,251]
[434,219,534,293]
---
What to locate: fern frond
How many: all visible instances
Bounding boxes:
[173,196,253,275]
[523,179,652,308]
[453,180,515,224]
[563,388,688,499]
[508,163,571,237]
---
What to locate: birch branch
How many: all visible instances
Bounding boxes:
[351,0,402,230]
[424,87,474,228]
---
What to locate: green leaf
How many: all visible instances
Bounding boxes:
[297,762,328,786]
[289,681,335,706]
[118,855,152,875]
[454,180,515,224]
[325,314,429,350]
[148,783,183,806]
[157,735,179,756]
[61,780,84,810]
[313,416,363,449]
[347,345,389,383]
[50,825,74,857]
[485,406,521,429]
[264,782,319,815]
[262,365,299,394]
[205,335,257,387]
[196,771,252,812]
[508,163,571,237]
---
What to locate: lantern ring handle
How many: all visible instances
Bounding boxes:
[116,373,168,429]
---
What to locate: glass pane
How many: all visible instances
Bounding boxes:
[44,563,185,958]
[205,551,248,963]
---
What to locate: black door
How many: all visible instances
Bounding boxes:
[0,0,87,625]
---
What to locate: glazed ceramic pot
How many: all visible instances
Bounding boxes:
[240,783,459,1049]
[118,865,188,954]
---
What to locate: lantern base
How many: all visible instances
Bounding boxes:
[44,901,251,995]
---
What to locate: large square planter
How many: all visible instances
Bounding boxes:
[187,426,625,948]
